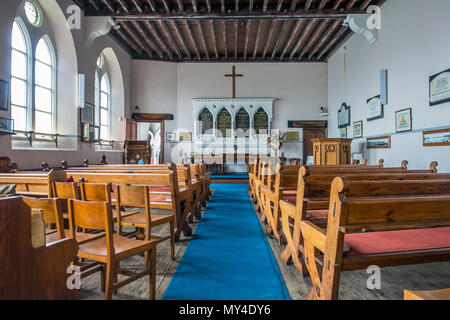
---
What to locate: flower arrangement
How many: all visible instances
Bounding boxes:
[268,131,287,151]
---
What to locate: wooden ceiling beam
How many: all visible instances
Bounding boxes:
[279,19,304,60]
[159,20,183,59]
[249,0,254,12]
[319,0,328,10]
[289,18,317,59]
[144,21,174,59]
[325,28,352,59]
[261,20,276,59]
[197,21,210,60]
[333,0,344,10]
[185,20,201,60]
[112,10,364,21]
[360,0,372,10]
[130,0,143,12]
[210,20,219,59]
[298,19,329,60]
[317,25,347,59]
[192,0,198,13]
[101,0,115,13]
[304,0,313,11]
[243,20,251,60]
[160,0,170,13]
[117,0,130,12]
[276,0,283,11]
[205,0,211,12]
[346,0,358,10]
[263,0,269,11]
[171,20,192,59]
[132,21,165,58]
[144,0,156,11]
[220,0,225,12]
[222,20,228,59]
[120,22,152,57]
[176,0,184,12]
[271,19,288,59]
[235,0,239,12]
[252,19,261,59]
[290,0,297,11]
[308,18,341,59]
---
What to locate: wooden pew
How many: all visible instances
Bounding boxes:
[277,164,446,274]
[64,167,192,241]
[300,178,450,300]
[0,169,66,198]
[0,197,78,299]
[65,163,204,220]
[404,288,450,300]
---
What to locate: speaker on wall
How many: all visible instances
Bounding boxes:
[78,74,85,108]
[380,69,388,105]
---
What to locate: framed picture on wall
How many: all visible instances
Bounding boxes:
[340,127,347,138]
[0,80,9,111]
[423,128,450,146]
[395,108,412,133]
[338,103,351,128]
[367,136,391,149]
[367,95,384,121]
[166,132,175,142]
[80,103,94,125]
[353,121,363,138]
[429,69,450,106]
[0,117,14,134]
[179,132,192,142]
[286,131,300,141]
[81,123,90,141]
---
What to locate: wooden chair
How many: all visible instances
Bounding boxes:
[116,184,175,260]
[52,182,80,200]
[22,197,65,244]
[80,182,112,202]
[68,199,157,300]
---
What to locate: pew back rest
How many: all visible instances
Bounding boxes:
[68,199,113,233]
[80,183,112,202]
[329,177,450,232]
[52,182,80,199]
[116,184,149,208]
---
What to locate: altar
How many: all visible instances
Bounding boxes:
[192,98,277,174]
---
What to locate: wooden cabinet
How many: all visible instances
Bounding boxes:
[124,119,137,141]
[312,138,352,165]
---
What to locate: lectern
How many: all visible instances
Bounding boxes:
[312,138,352,165]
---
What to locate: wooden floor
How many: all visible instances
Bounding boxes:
[79,189,450,300]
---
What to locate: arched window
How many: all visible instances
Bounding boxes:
[34,36,55,134]
[198,108,213,135]
[100,74,110,140]
[10,19,30,131]
[253,107,269,135]
[217,108,232,138]
[235,108,250,135]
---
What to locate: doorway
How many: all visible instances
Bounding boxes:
[303,128,327,164]
[137,121,164,164]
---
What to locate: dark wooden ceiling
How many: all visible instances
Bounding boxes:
[73,0,386,62]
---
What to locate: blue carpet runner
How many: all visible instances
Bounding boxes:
[162,183,290,300]
[211,174,249,179]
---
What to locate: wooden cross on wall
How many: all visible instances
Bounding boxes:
[225,65,243,98]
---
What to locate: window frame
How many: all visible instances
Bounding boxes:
[34,35,57,134]
[10,17,33,132]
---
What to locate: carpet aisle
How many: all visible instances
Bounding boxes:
[162,183,290,300]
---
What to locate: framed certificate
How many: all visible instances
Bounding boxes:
[338,103,350,128]
[367,95,384,121]
[429,69,450,106]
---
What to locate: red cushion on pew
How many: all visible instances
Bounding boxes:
[345,227,450,257]
[66,176,74,182]
[284,196,297,204]
[308,210,328,220]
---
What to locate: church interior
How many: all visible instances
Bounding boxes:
[1,0,450,302]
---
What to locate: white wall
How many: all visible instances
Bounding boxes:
[132,61,329,161]
[328,0,450,172]
[0,0,131,169]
